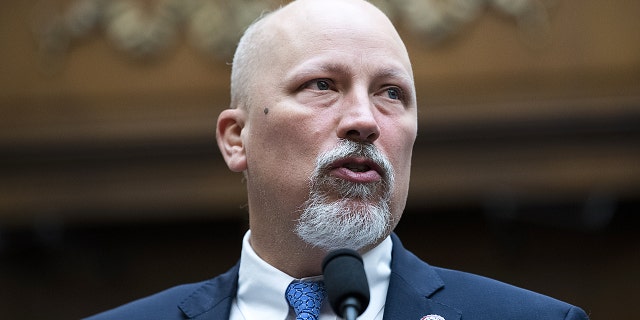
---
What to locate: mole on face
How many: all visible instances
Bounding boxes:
[264,107,269,115]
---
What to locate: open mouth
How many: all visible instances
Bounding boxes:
[343,162,372,172]
[329,157,384,183]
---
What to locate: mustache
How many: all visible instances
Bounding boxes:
[314,139,394,185]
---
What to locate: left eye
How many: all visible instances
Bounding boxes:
[386,87,402,100]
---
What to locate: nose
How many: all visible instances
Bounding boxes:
[337,92,380,143]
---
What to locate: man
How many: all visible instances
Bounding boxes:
[86,0,589,319]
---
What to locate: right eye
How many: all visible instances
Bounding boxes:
[315,80,330,90]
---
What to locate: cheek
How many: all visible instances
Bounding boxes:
[246,115,322,185]
[379,118,416,192]
[385,131,415,218]
[380,117,417,164]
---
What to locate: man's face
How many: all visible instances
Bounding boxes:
[240,0,418,250]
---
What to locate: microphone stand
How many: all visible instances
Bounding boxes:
[342,297,361,320]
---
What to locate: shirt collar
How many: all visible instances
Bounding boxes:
[236,230,392,319]
[236,230,294,319]
[360,234,392,319]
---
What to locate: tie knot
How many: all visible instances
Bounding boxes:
[285,280,326,320]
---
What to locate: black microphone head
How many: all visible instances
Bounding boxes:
[322,249,370,316]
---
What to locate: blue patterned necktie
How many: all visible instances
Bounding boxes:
[285,280,326,320]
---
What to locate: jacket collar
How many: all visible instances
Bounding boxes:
[178,262,239,320]
[384,233,461,320]
[177,234,461,320]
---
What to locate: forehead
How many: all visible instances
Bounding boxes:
[272,1,405,49]
[263,2,413,79]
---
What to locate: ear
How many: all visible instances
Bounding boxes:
[216,108,247,172]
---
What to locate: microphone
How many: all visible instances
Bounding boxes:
[322,249,370,320]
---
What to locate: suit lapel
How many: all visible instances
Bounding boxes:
[383,234,461,320]
[176,235,461,320]
[178,262,240,320]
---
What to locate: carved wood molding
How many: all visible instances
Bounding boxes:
[32,0,554,66]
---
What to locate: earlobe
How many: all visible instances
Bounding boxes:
[216,109,247,172]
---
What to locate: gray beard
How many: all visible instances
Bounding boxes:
[295,140,395,251]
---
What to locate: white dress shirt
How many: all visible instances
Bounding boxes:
[230,230,392,320]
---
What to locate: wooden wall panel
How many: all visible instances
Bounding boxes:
[1,0,639,224]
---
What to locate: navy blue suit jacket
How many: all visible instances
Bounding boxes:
[85,234,589,319]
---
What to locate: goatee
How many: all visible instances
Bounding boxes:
[295,139,395,251]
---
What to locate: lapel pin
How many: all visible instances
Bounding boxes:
[421,315,445,320]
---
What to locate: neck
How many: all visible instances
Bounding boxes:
[249,224,328,278]
[248,225,385,279]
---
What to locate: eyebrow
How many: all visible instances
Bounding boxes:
[293,62,352,80]
[291,61,413,85]
[373,67,414,86]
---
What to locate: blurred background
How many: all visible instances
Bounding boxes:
[1,0,638,318]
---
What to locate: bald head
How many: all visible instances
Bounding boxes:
[218,0,418,275]
[273,0,400,36]
[230,0,412,110]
